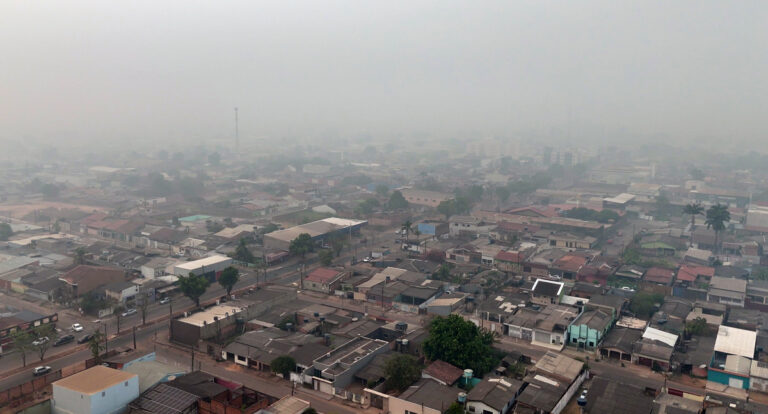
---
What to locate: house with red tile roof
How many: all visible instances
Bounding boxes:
[301,267,348,294]
[421,360,463,386]
[676,265,715,288]
[494,250,526,273]
[643,267,676,286]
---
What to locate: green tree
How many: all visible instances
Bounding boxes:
[689,167,705,180]
[178,272,210,308]
[752,266,768,281]
[233,238,255,263]
[319,249,334,266]
[329,234,347,257]
[356,198,380,216]
[80,292,106,315]
[375,184,390,197]
[74,247,87,265]
[683,202,704,247]
[423,314,498,376]
[685,317,708,336]
[32,324,57,361]
[259,223,279,234]
[387,190,409,210]
[0,223,13,241]
[401,220,413,241]
[705,204,731,254]
[630,292,664,319]
[218,266,239,297]
[41,183,60,199]
[11,330,33,367]
[302,409,318,414]
[271,355,296,378]
[495,186,511,210]
[445,402,465,414]
[289,233,314,259]
[89,329,105,363]
[437,200,456,220]
[384,354,422,392]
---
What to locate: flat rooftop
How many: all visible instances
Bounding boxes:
[178,304,244,327]
[314,336,388,366]
[53,365,136,395]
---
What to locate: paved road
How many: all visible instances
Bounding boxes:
[0,321,167,391]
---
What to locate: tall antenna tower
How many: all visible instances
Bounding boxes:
[234,107,239,150]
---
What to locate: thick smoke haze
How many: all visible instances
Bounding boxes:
[1,1,767,150]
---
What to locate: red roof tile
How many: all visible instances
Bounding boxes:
[423,360,463,385]
[495,251,524,262]
[676,265,714,283]
[304,267,344,283]
[644,267,676,284]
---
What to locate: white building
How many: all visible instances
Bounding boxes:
[173,255,233,277]
[52,366,139,414]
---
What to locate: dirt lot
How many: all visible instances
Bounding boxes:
[0,201,106,221]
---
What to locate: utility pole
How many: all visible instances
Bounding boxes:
[169,300,173,339]
[190,345,195,372]
[103,323,108,353]
[132,326,137,350]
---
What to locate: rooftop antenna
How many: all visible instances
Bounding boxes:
[234,107,239,151]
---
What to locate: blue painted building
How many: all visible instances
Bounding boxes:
[707,325,756,390]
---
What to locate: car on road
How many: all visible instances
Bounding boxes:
[71,323,83,332]
[77,334,93,344]
[159,297,171,304]
[33,366,51,376]
[54,335,74,347]
[31,337,49,346]
[121,309,137,317]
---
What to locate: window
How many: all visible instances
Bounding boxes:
[469,407,476,413]
[125,381,129,386]
[102,392,106,397]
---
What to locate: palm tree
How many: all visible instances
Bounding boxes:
[401,220,413,241]
[705,204,731,255]
[683,202,704,247]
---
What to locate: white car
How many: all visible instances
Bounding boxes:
[32,337,49,346]
[33,366,51,376]
[71,323,84,332]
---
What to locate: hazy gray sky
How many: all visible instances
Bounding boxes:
[1,1,767,148]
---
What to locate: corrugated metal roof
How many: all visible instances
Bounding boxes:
[642,326,678,347]
[714,325,756,359]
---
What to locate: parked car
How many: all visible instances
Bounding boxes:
[121,309,137,317]
[33,366,51,376]
[31,337,49,346]
[159,297,171,305]
[71,323,83,332]
[77,334,93,344]
[54,335,74,347]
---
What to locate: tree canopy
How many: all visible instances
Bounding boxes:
[384,354,422,392]
[630,292,664,318]
[422,314,498,376]
[319,249,334,266]
[289,233,314,259]
[271,355,296,377]
[218,266,239,296]
[233,238,255,263]
[387,190,409,210]
[0,223,12,241]
[563,207,619,223]
[178,272,210,307]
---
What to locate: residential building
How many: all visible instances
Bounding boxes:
[707,276,747,308]
[59,265,126,298]
[515,352,587,414]
[416,221,449,237]
[311,336,389,400]
[465,377,524,414]
[369,378,461,414]
[600,327,643,362]
[567,309,612,349]
[421,360,463,386]
[301,267,348,294]
[52,365,139,414]
[632,326,678,371]
[449,216,493,237]
[104,281,139,304]
[583,377,654,414]
[708,325,756,390]
[400,189,453,208]
[530,279,564,305]
[547,233,597,250]
[172,255,233,280]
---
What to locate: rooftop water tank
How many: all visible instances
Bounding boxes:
[457,392,467,403]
